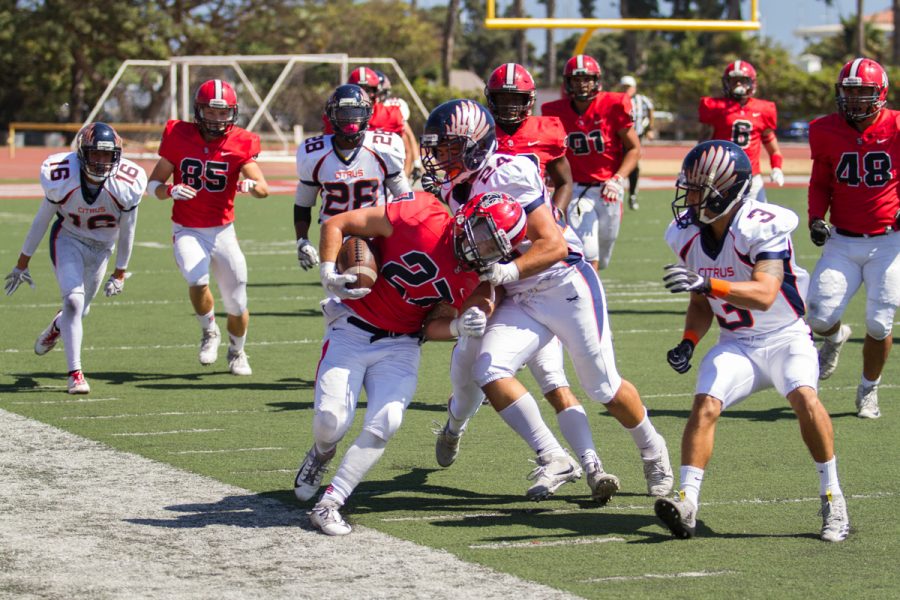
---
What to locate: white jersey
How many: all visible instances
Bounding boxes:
[665,199,809,338]
[440,153,584,295]
[38,152,145,246]
[295,130,408,221]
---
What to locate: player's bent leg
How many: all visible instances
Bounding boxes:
[786,386,835,463]
[594,197,622,270]
[59,291,86,376]
[34,310,63,356]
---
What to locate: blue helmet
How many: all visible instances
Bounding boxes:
[326,84,372,145]
[75,122,122,180]
[672,140,752,229]
[420,99,497,186]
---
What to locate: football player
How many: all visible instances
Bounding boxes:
[373,68,424,183]
[698,60,784,202]
[321,67,405,137]
[293,191,502,536]
[5,123,146,394]
[294,84,411,272]
[541,54,640,271]
[657,140,849,543]
[146,79,270,376]
[806,57,900,420]
[422,99,673,502]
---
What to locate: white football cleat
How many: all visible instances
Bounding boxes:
[434,420,463,468]
[227,348,252,376]
[294,445,336,501]
[584,457,620,505]
[309,499,351,536]
[856,383,881,419]
[198,323,220,365]
[818,325,851,380]
[820,492,850,542]
[655,491,697,539]
[34,310,62,356]
[643,440,675,497]
[67,370,90,395]
[525,450,582,501]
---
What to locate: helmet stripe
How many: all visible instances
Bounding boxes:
[576,55,584,70]
[505,63,516,86]
[734,60,741,74]
[849,57,864,79]
[214,79,223,101]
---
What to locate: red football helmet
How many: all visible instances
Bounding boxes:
[722,60,757,100]
[453,191,527,272]
[564,54,602,101]
[485,63,536,124]
[835,57,889,122]
[194,79,239,137]
[347,66,380,99]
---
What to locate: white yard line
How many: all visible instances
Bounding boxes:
[0,409,580,600]
[111,428,226,437]
[470,536,625,550]
[583,570,736,583]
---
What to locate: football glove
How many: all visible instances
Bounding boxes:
[421,173,441,196]
[770,168,785,187]
[319,262,370,300]
[410,160,424,186]
[449,307,487,338]
[104,274,125,297]
[169,184,198,201]
[237,179,257,193]
[296,238,320,270]
[479,262,519,287]
[4,267,34,296]
[809,219,831,247]
[601,175,625,203]
[667,339,695,374]
[663,264,711,295]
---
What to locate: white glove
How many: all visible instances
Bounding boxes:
[449,307,487,338]
[296,238,320,270]
[319,262,371,300]
[770,168,785,187]
[479,262,519,287]
[169,184,198,201]
[4,267,34,296]
[601,175,625,203]
[238,179,257,193]
[104,274,125,297]
[663,263,710,295]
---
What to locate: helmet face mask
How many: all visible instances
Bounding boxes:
[485,63,536,124]
[420,100,497,186]
[327,84,373,145]
[563,55,602,102]
[76,122,122,180]
[722,61,757,100]
[835,58,888,122]
[672,140,752,229]
[453,191,527,271]
[194,79,239,138]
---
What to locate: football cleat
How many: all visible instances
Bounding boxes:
[34,310,63,355]
[628,195,639,211]
[654,491,697,539]
[67,370,90,395]
[642,441,675,497]
[818,325,850,380]
[227,348,252,376]
[856,383,881,419]
[294,444,336,501]
[434,420,463,468]
[309,499,352,536]
[820,491,850,542]
[198,323,220,365]
[585,457,620,505]
[525,450,582,501]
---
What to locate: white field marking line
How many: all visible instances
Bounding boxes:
[229,468,295,474]
[10,397,121,404]
[3,338,320,353]
[380,491,898,523]
[0,295,323,311]
[168,447,285,455]
[61,410,264,420]
[582,570,736,583]
[470,537,625,550]
[111,428,226,437]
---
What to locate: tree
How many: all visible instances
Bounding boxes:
[442,0,461,86]
[538,0,557,87]
[513,0,526,65]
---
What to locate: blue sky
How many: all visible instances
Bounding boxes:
[418,0,893,56]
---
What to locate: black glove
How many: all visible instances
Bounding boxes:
[421,173,440,196]
[809,219,831,247]
[667,339,695,374]
[663,264,711,295]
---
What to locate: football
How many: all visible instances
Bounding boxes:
[336,236,379,289]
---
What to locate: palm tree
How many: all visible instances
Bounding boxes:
[442,0,461,86]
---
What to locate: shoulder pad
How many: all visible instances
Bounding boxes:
[109,158,148,209]
[39,152,80,202]
[734,201,799,244]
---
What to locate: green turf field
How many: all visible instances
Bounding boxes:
[1,188,898,599]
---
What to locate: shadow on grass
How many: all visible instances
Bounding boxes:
[124,490,302,529]
[0,371,316,394]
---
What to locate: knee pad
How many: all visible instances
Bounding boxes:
[866,316,892,341]
[806,306,837,335]
[62,292,85,318]
[365,402,405,441]
[221,281,247,316]
[313,406,351,447]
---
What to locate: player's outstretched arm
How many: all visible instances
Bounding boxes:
[239,161,269,198]
[667,293,714,374]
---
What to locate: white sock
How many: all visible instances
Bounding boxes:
[626,408,664,459]
[498,393,563,456]
[197,310,216,330]
[556,405,597,466]
[816,456,843,498]
[447,380,485,434]
[323,430,388,506]
[60,293,85,373]
[861,374,880,388]
[229,332,247,353]
[679,465,704,507]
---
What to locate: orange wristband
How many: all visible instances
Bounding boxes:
[682,330,700,346]
[709,278,732,298]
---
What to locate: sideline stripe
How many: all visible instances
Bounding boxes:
[583,570,736,583]
[111,428,225,437]
[470,536,624,550]
[168,447,284,455]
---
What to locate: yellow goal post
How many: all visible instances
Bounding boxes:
[484,0,760,55]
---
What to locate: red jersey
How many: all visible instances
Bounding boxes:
[345,192,479,333]
[322,103,404,135]
[541,92,633,184]
[495,115,567,178]
[158,120,260,228]
[808,109,900,234]
[698,96,777,175]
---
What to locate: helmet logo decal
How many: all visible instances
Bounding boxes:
[448,101,490,141]
[687,144,737,192]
